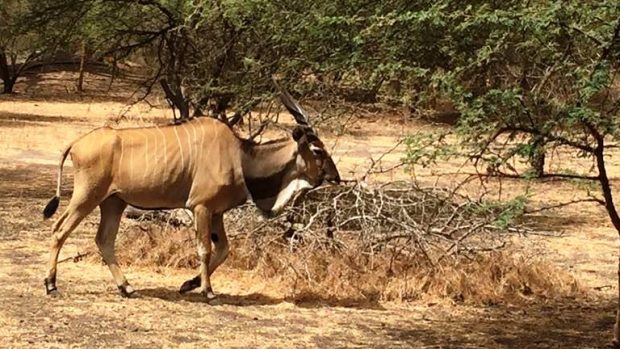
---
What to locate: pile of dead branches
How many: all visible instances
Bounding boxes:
[120,179,522,266]
[223,180,521,265]
[111,180,585,304]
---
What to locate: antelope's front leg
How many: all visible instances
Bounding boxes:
[193,205,217,301]
[179,214,229,294]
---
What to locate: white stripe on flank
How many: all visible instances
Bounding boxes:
[173,126,185,170]
[155,126,168,177]
[147,127,156,186]
[199,121,206,157]
[142,129,150,183]
[118,137,124,187]
[181,123,193,167]
[128,134,133,182]
[190,122,198,159]
[98,134,104,179]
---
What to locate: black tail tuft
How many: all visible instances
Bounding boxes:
[43,196,60,219]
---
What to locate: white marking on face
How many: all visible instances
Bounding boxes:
[270,178,313,213]
[296,153,306,168]
[173,126,185,170]
[309,144,321,152]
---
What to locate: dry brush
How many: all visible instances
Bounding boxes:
[103,179,583,305]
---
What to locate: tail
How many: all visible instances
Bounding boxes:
[43,146,72,219]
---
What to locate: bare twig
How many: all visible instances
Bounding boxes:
[58,251,91,264]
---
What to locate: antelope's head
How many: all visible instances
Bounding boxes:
[292,125,340,186]
[276,82,341,187]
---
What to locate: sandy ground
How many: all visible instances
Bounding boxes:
[1,71,619,348]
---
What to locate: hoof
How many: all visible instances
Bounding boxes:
[207,296,222,306]
[179,275,201,294]
[118,284,137,298]
[44,278,58,296]
[202,287,218,304]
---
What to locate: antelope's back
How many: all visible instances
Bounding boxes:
[69,119,246,210]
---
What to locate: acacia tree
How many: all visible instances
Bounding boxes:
[0,0,97,94]
[29,0,416,120]
[401,1,620,344]
[29,0,317,122]
[23,0,426,116]
[0,0,39,93]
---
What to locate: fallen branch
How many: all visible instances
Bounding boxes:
[58,251,91,264]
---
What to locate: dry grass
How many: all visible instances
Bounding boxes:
[98,221,584,306]
[229,235,585,305]
[94,180,586,307]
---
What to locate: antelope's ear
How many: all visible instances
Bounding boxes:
[292,126,306,142]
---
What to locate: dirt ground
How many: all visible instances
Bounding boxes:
[1,70,619,348]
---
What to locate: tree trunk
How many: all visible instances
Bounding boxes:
[616,248,620,349]
[3,78,15,94]
[591,132,620,348]
[77,41,87,93]
[160,78,189,122]
[0,48,15,94]
[529,137,546,178]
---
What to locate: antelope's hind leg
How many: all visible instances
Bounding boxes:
[45,194,99,295]
[179,275,201,294]
[95,196,134,297]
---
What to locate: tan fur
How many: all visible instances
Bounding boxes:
[65,119,247,210]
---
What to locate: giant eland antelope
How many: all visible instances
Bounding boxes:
[42,86,340,301]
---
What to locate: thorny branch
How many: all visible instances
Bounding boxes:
[221,180,526,265]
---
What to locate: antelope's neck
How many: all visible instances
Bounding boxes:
[241,139,311,215]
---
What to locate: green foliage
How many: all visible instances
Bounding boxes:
[468,195,529,229]
[398,1,620,248]
[3,1,619,147]
[403,132,455,169]
[0,0,59,92]
[9,1,614,184]
[493,195,528,229]
[403,1,620,179]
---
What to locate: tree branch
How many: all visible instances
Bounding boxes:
[160,78,189,121]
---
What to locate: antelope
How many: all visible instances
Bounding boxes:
[41,87,340,301]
